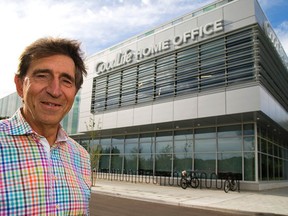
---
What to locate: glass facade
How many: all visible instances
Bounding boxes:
[258,126,288,181]
[82,122,288,181]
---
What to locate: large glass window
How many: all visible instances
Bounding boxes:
[155,55,175,98]
[139,133,154,173]
[176,47,198,94]
[194,153,216,174]
[111,136,124,171]
[218,152,242,174]
[257,124,288,181]
[155,132,173,175]
[195,127,216,139]
[125,135,139,154]
[174,130,193,172]
[124,155,137,172]
[174,130,193,154]
[155,153,172,176]
[111,136,124,154]
[139,154,153,174]
[107,73,121,109]
[244,152,255,181]
[199,38,226,89]
[91,122,288,182]
[124,135,138,172]
[174,154,192,173]
[218,137,242,152]
[121,67,137,106]
[195,139,216,152]
[100,138,112,154]
[137,61,155,103]
[91,77,107,112]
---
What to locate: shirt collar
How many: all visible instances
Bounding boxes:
[7,108,68,143]
[6,108,33,136]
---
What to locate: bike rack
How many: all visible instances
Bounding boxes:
[94,170,241,192]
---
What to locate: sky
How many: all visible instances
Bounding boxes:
[0,0,287,99]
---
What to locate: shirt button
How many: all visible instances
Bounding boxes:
[56,204,59,209]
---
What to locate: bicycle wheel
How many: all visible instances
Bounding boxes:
[224,180,230,193]
[230,180,238,191]
[180,178,188,189]
[191,177,199,188]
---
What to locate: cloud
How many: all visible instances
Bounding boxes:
[274,21,288,57]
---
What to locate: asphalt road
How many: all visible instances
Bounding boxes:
[89,192,251,216]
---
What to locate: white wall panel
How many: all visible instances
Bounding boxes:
[152,101,173,123]
[223,0,255,25]
[133,105,152,125]
[198,92,226,118]
[117,109,134,127]
[226,86,260,114]
[102,112,117,129]
[259,86,288,130]
[197,6,223,26]
[174,97,197,121]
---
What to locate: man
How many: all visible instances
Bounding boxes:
[0,37,91,215]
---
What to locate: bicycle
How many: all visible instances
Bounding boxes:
[180,170,200,189]
[223,175,238,193]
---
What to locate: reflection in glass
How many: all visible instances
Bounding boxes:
[155,154,172,176]
[218,152,242,173]
[218,137,242,152]
[174,140,193,154]
[139,154,153,174]
[112,136,124,154]
[195,139,216,152]
[244,137,255,151]
[218,125,241,137]
[125,135,138,154]
[195,127,216,139]
[244,152,255,181]
[174,153,192,172]
[156,141,172,154]
[194,153,216,173]
[111,154,122,171]
[124,154,137,172]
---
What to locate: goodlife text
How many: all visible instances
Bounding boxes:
[96,19,224,75]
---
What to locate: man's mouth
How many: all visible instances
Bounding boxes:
[42,102,61,107]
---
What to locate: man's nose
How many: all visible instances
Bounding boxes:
[46,78,62,97]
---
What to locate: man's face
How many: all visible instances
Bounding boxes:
[15,54,77,132]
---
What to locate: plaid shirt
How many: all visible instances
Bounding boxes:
[0,109,91,215]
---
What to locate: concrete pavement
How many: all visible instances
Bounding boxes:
[92,179,288,215]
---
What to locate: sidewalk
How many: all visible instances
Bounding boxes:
[92,179,288,215]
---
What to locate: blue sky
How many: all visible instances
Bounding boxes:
[0,0,287,98]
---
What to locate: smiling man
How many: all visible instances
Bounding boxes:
[0,37,91,215]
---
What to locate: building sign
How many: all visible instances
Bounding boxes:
[96,19,224,75]
[264,21,288,69]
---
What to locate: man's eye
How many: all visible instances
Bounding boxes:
[35,74,48,79]
[62,79,73,87]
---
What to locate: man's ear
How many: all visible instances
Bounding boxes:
[14,75,24,98]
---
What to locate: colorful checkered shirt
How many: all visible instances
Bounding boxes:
[0,109,91,215]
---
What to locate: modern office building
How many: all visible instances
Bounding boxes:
[1,0,288,190]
